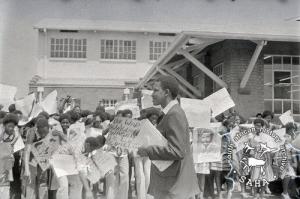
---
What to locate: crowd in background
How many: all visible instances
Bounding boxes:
[0,97,300,199]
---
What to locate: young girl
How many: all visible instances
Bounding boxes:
[249,119,275,199]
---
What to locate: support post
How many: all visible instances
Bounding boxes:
[178,49,228,88]
[240,40,266,88]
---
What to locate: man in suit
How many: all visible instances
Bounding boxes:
[137,75,199,199]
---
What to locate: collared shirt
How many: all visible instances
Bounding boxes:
[162,100,178,115]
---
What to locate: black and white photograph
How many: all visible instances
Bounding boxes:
[0,0,300,198]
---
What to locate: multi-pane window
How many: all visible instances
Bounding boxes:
[264,55,300,122]
[102,99,117,108]
[213,63,224,91]
[149,41,171,61]
[50,38,87,58]
[100,40,136,60]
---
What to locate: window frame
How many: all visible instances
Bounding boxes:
[149,40,171,62]
[100,39,137,61]
[49,37,87,60]
[263,54,300,120]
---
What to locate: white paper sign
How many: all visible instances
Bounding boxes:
[50,154,79,178]
[15,93,36,118]
[13,135,25,152]
[193,127,222,163]
[203,88,235,118]
[135,120,173,171]
[0,84,17,112]
[181,98,210,128]
[92,149,117,176]
[279,110,294,125]
[40,90,57,115]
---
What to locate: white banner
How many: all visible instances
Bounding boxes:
[203,88,235,118]
[181,98,210,128]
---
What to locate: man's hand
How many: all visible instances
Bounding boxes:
[137,147,148,157]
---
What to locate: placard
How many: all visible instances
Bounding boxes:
[180,98,210,128]
[92,149,117,176]
[105,117,142,152]
[67,122,86,151]
[40,90,58,115]
[31,135,60,171]
[0,84,17,112]
[13,135,25,152]
[134,119,173,171]
[203,88,235,117]
[279,110,294,125]
[193,127,222,163]
[15,93,36,118]
[50,154,79,178]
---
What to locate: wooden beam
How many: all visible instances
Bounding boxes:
[164,67,202,97]
[240,40,266,88]
[184,31,300,43]
[157,68,196,98]
[137,33,189,88]
[178,49,228,88]
[184,39,221,52]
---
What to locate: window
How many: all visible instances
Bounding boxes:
[50,38,87,58]
[149,41,171,61]
[213,63,223,91]
[264,55,300,121]
[102,99,117,107]
[100,39,136,60]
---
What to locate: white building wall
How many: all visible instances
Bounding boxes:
[36,30,174,80]
[0,0,299,98]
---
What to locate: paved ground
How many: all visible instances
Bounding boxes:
[96,191,288,199]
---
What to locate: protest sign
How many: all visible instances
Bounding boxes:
[31,135,60,171]
[180,98,210,128]
[106,117,142,152]
[50,154,78,178]
[106,118,173,171]
[40,90,57,115]
[134,119,174,171]
[279,110,294,125]
[92,149,117,176]
[15,93,36,118]
[203,88,235,118]
[0,84,17,112]
[193,127,222,163]
[13,135,25,152]
[67,122,86,151]
[115,99,140,119]
[86,157,102,184]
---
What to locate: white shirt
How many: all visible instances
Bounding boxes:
[162,100,178,115]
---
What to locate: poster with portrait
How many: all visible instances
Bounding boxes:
[192,127,222,163]
[31,135,60,171]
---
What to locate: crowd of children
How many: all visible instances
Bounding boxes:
[0,99,300,199]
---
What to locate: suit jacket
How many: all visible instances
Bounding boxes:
[146,104,199,199]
